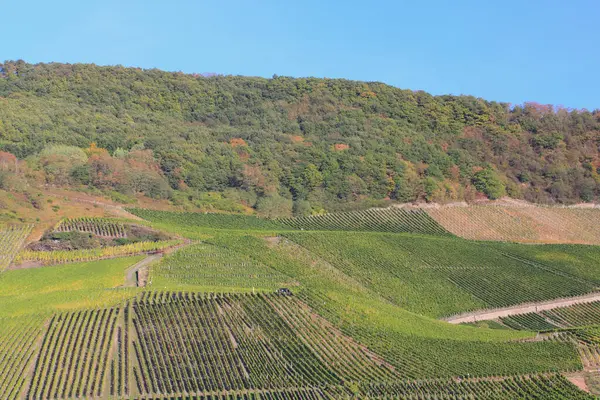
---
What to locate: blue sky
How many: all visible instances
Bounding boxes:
[2,0,599,109]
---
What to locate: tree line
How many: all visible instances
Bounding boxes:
[0,61,599,215]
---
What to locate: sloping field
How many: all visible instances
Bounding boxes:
[0,315,46,400]
[3,208,599,399]
[278,208,450,235]
[427,205,600,244]
[151,242,296,292]
[283,231,600,317]
[54,217,127,238]
[127,209,287,231]
[0,294,589,400]
[0,224,33,271]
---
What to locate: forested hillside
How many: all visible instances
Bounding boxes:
[1,60,599,215]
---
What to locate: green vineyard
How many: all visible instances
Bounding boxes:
[27,308,120,399]
[543,301,600,328]
[1,208,599,398]
[282,231,599,317]
[0,224,33,271]
[54,217,127,238]
[126,374,595,399]
[496,301,600,331]
[0,315,46,400]
[127,209,288,231]
[278,208,450,235]
[0,293,592,400]
[152,243,295,292]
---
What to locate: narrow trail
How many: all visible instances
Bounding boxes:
[122,240,192,287]
[444,291,600,324]
[124,254,162,287]
[65,196,143,220]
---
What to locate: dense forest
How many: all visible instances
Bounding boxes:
[0,60,599,215]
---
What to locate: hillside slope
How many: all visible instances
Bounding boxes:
[0,61,599,214]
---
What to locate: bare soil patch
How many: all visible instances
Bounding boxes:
[7,260,44,270]
[564,372,590,393]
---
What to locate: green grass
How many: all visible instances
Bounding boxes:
[461,320,510,330]
[0,256,143,317]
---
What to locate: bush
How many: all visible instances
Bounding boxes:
[255,194,293,218]
[472,169,506,200]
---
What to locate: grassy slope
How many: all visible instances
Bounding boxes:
[0,255,143,317]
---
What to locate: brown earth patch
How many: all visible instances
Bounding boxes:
[564,373,590,393]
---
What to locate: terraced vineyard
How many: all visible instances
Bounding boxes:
[278,208,450,235]
[427,205,600,244]
[54,217,127,238]
[15,239,180,265]
[0,224,33,271]
[152,242,295,292]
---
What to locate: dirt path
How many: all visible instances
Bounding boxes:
[444,291,600,324]
[124,254,162,287]
[64,196,143,220]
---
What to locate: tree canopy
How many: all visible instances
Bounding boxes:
[0,61,599,213]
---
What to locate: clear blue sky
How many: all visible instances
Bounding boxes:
[2,0,599,109]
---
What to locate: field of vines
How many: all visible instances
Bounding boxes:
[495,301,600,332]
[0,224,33,271]
[489,242,600,286]
[130,292,402,396]
[26,308,120,400]
[278,208,450,235]
[123,374,595,399]
[128,208,288,231]
[543,301,600,328]
[15,240,180,265]
[54,217,127,238]
[152,242,295,292]
[0,292,592,399]
[427,205,600,245]
[0,315,46,400]
[2,205,600,399]
[282,231,598,317]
